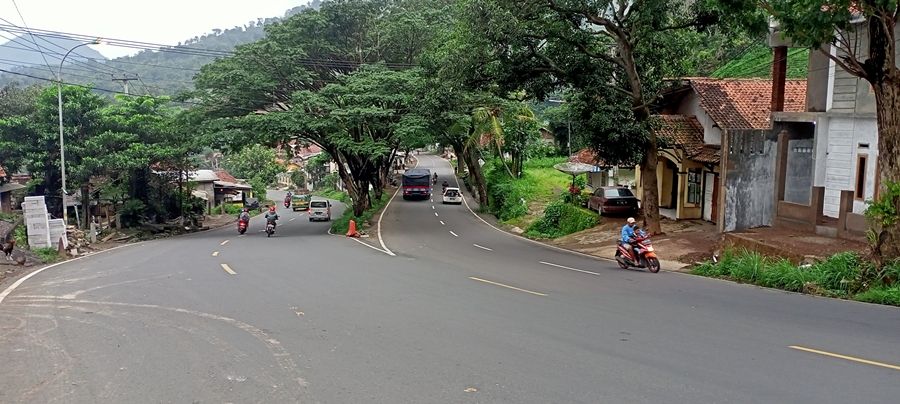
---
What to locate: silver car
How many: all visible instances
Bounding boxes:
[308,199,332,221]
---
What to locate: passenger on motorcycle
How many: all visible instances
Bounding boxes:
[238,208,251,223]
[620,217,640,259]
[265,206,279,229]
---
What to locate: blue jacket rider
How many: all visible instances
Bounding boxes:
[621,217,638,258]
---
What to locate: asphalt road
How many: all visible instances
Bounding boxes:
[1,155,899,403]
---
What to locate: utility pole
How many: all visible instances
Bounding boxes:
[111,75,139,95]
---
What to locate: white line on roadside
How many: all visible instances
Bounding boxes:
[539,261,600,276]
[473,244,492,251]
[440,221,445,225]
[290,217,296,222]
[449,231,459,237]
[432,205,435,210]
[468,277,547,297]
[212,251,219,257]
[0,243,139,305]
[220,264,237,275]
[434,212,439,217]
[220,240,230,246]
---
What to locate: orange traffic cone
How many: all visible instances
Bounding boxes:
[346,219,360,237]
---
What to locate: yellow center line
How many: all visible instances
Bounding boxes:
[220,240,230,246]
[468,277,547,297]
[220,264,237,275]
[211,251,219,257]
[789,345,900,371]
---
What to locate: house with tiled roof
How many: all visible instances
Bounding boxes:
[634,78,807,228]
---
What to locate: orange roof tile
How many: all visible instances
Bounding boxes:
[689,78,806,130]
[655,115,721,164]
[570,148,608,167]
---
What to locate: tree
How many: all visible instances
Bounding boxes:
[455,0,724,234]
[223,144,283,200]
[712,1,900,260]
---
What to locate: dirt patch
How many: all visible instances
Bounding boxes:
[550,217,721,264]
[726,227,868,263]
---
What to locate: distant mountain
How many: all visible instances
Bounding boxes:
[0,1,320,96]
[0,35,107,67]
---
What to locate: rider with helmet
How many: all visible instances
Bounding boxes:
[620,217,639,259]
[265,205,279,229]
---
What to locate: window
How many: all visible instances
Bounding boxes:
[605,188,635,198]
[687,171,702,204]
[855,154,867,200]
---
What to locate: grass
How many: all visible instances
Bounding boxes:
[33,247,62,263]
[526,200,598,239]
[316,189,351,204]
[692,249,900,306]
[330,194,389,235]
[484,157,577,226]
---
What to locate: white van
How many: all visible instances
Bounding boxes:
[308,199,332,222]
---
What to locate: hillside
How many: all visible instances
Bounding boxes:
[713,43,810,79]
[0,35,107,66]
[0,1,319,95]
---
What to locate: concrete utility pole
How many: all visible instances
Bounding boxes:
[111,75,139,95]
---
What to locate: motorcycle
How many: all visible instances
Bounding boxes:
[237,218,249,235]
[284,199,290,208]
[615,234,660,273]
[265,220,276,237]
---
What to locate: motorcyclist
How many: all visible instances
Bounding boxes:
[238,207,251,223]
[620,217,639,260]
[441,180,449,192]
[432,172,438,185]
[265,206,279,229]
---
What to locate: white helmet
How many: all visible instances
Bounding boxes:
[627,217,636,224]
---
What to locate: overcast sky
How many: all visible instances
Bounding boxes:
[0,0,308,58]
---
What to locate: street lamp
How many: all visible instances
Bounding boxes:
[57,38,101,224]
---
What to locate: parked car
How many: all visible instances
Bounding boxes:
[588,186,640,216]
[442,187,462,204]
[244,197,261,212]
[292,194,310,211]
[308,199,332,222]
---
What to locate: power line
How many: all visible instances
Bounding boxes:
[8,0,54,77]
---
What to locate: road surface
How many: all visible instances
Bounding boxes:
[1,155,898,403]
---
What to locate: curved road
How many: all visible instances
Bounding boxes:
[0,155,898,403]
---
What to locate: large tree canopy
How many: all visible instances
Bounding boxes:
[453,0,729,233]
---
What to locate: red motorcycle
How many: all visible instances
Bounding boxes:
[615,234,660,273]
[284,199,290,208]
[237,219,249,235]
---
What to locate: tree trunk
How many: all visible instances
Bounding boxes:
[871,77,900,261]
[451,141,466,176]
[462,145,488,207]
[81,184,90,229]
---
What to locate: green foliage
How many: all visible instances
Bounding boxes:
[330,194,389,235]
[484,160,528,220]
[526,200,598,239]
[693,249,899,304]
[223,144,283,198]
[33,247,61,263]
[222,203,244,215]
[865,181,900,228]
[317,189,351,204]
[119,200,147,227]
[853,286,900,307]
